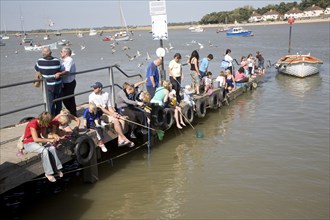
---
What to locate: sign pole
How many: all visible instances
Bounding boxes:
[288,17,295,54]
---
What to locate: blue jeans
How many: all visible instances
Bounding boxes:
[24,142,63,175]
[47,84,63,116]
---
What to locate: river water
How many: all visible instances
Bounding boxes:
[1,22,329,219]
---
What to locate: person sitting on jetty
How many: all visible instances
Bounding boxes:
[22,111,64,182]
[83,102,108,152]
[150,80,171,106]
[240,56,249,75]
[202,71,213,95]
[116,83,146,139]
[235,67,249,83]
[88,82,134,147]
[225,69,236,92]
[183,85,196,111]
[53,109,81,136]
[168,89,186,129]
[215,71,226,89]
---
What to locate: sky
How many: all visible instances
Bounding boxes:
[0,0,300,31]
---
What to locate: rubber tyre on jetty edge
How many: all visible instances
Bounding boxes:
[182,105,194,124]
[209,92,220,110]
[74,135,95,166]
[150,104,165,128]
[162,108,174,130]
[18,116,35,124]
[195,99,207,118]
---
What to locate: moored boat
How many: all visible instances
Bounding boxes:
[226,26,253,37]
[0,40,5,46]
[275,54,323,77]
[190,26,204,33]
[89,29,97,36]
[24,42,58,51]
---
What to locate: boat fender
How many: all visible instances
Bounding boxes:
[209,93,220,110]
[74,135,95,166]
[182,105,194,124]
[150,104,165,128]
[195,99,207,118]
[162,108,174,130]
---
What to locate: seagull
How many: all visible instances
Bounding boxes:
[15,50,18,54]
[126,53,136,61]
[122,46,130,51]
[111,49,116,54]
[80,45,86,50]
[146,52,151,60]
[185,55,190,59]
[100,57,104,60]
[165,47,169,53]
[71,51,76,56]
[138,63,144,67]
[208,40,214,47]
[169,43,174,50]
[136,50,141,57]
[198,42,204,50]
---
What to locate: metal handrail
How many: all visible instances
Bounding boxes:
[0,65,143,119]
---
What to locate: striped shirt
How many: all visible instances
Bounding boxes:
[35,56,62,85]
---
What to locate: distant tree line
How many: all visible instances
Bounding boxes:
[199,0,330,24]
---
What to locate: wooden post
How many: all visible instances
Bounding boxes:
[288,17,295,54]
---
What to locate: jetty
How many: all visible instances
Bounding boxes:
[0,64,262,195]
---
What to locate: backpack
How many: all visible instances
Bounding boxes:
[220,60,229,69]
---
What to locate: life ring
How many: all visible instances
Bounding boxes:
[74,135,95,165]
[209,92,220,110]
[182,104,194,124]
[162,108,174,130]
[195,99,207,118]
[150,104,165,128]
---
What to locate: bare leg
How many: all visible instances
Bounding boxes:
[177,107,186,126]
[174,108,182,129]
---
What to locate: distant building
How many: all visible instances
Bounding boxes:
[284,8,305,19]
[262,9,281,21]
[324,7,330,15]
[248,11,263,23]
[304,5,324,17]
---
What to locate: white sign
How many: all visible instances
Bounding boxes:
[156,47,166,57]
[149,1,166,16]
[151,14,168,40]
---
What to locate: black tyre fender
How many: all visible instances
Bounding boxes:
[182,104,194,124]
[209,92,220,110]
[74,135,95,166]
[162,108,174,130]
[195,99,207,118]
[150,104,165,128]
[18,116,35,125]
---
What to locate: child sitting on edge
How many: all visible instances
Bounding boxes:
[53,109,81,137]
[83,102,107,152]
[183,85,196,111]
[203,71,213,95]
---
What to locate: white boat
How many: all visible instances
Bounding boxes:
[226,26,253,37]
[43,34,50,40]
[275,54,323,78]
[1,35,10,40]
[77,31,83,38]
[113,1,131,42]
[21,37,33,44]
[190,26,204,33]
[57,39,70,46]
[0,40,5,46]
[24,42,58,51]
[55,31,61,36]
[89,29,97,36]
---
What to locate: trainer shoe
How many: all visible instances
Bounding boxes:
[98,141,107,152]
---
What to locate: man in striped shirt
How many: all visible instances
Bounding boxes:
[35,47,63,116]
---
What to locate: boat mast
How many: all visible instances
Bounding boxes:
[119,1,128,33]
[19,6,25,35]
[288,17,295,54]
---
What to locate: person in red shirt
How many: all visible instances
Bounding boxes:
[235,67,249,83]
[22,111,63,182]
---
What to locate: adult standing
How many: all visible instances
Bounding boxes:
[56,47,77,116]
[224,49,234,74]
[146,58,162,99]
[189,50,201,95]
[168,53,183,103]
[35,47,63,116]
[199,54,213,79]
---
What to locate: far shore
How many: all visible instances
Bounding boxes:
[5,17,329,36]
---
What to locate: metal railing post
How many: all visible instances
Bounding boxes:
[42,79,51,113]
[109,66,115,105]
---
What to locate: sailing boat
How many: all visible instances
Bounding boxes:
[113,1,130,42]
[43,19,54,40]
[1,22,10,40]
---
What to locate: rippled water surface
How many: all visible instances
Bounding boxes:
[1,22,329,219]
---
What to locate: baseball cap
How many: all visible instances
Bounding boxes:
[91,82,103,89]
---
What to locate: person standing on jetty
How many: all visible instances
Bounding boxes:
[168,53,183,103]
[188,50,201,95]
[223,49,234,74]
[89,82,134,147]
[199,54,213,79]
[22,111,64,182]
[146,57,162,99]
[55,47,77,116]
[35,47,63,116]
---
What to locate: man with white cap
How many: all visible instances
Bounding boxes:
[89,82,134,147]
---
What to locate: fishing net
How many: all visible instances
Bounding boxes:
[156,130,165,141]
[195,130,204,138]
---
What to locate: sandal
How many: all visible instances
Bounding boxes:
[118,140,129,147]
[58,171,63,178]
[128,141,135,148]
[45,174,56,182]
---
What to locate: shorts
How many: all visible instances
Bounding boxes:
[190,71,200,86]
